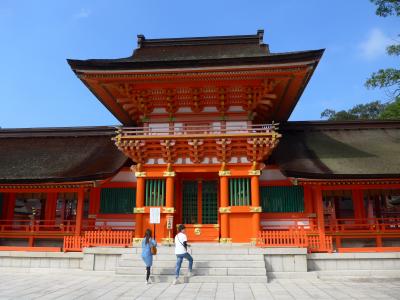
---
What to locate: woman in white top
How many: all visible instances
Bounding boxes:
[173,224,193,284]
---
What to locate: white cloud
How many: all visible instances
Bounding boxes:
[359,28,391,60]
[74,8,91,19]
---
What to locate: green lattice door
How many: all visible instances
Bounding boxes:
[182,180,218,225]
[202,181,218,224]
[182,181,198,224]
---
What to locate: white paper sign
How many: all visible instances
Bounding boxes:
[149,207,161,224]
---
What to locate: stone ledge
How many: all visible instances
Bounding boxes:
[83,247,133,255]
[309,252,400,260]
[0,251,83,258]
[261,247,307,255]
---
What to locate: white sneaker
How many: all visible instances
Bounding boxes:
[146,280,150,285]
[172,279,180,285]
[186,271,193,277]
[147,278,152,284]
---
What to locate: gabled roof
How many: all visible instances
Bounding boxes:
[67,30,323,70]
[270,120,400,179]
[0,126,129,183]
[67,31,324,125]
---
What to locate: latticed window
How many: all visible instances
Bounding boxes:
[182,181,198,224]
[145,179,165,206]
[229,178,251,206]
[202,180,218,224]
[100,188,136,214]
[260,186,304,213]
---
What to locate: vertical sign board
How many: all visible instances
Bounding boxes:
[150,207,161,224]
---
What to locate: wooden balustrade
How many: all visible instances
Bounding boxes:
[83,230,134,247]
[63,230,135,252]
[256,229,333,253]
[0,220,76,233]
[63,236,83,252]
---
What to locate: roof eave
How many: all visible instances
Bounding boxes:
[67,49,325,71]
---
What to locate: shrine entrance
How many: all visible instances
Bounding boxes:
[178,176,220,242]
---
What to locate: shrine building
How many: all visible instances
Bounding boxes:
[1,31,400,253]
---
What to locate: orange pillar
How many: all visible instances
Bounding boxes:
[303,185,313,214]
[135,176,145,239]
[165,175,175,243]
[88,188,100,216]
[45,193,57,224]
[75,189,85,235]
[6,193,16,221]
[312,186,325,235]
[1,193,9,220]
[251,175,261,242]
[312,185,327,251]
[352,189,365,220]
[219,175,230,242]
[88,187,100,229]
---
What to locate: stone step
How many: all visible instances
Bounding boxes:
[315,270,400,279]
[116,266,266,276]
[121,253,265,261]
[118,259,264,268]
[128,246,265,255]
[116,274,268,283]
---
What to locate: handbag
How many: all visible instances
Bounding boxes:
[150,243,157,255]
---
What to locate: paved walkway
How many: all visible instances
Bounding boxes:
[0,271,400,299]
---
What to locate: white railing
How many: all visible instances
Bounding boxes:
[116,123,278,137]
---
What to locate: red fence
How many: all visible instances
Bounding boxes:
[0,220,75,233]
[83,231,134,247]
[63,230,134,252]
[63,236,83,252]
[326,218,400,233]
[256,229,333,253]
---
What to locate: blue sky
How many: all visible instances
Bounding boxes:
[0,0,399,128]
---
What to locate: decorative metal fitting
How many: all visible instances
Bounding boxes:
[219,207,231,213]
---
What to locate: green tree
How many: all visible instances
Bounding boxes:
[365,0,400,102]
[321,101,387,120]
[321,1,400,120]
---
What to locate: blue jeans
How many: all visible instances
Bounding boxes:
[175,252,193,278]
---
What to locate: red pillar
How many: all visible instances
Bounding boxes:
[303,185,313,214]
[6,193,16,221]
[165,175,175,243]
[88,188,100,229]
[1,193,9,220]
[219,175,229,242]
[135,177,145,239]
[45,193,57,224]
[352,189,366,220]
[75,189,85,235]
[251,175,261,242]
[312,186,325,236]
[88,187,100,216]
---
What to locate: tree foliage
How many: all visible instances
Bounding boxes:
[371,0,400,16]
[322,1,400,121]
[365,0,400,101]
[321,101,387,120]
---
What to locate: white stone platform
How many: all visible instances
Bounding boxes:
[1,245,400,282]
[0,271,400,299]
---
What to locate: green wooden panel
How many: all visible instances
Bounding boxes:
[145,179,165,206]
[202,180,218,224]
[260,186,304,213]
[182,181,198,224]
[229,178,250,206]
[100,188,136,214]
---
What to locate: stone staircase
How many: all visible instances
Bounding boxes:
[115,244,268,283]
